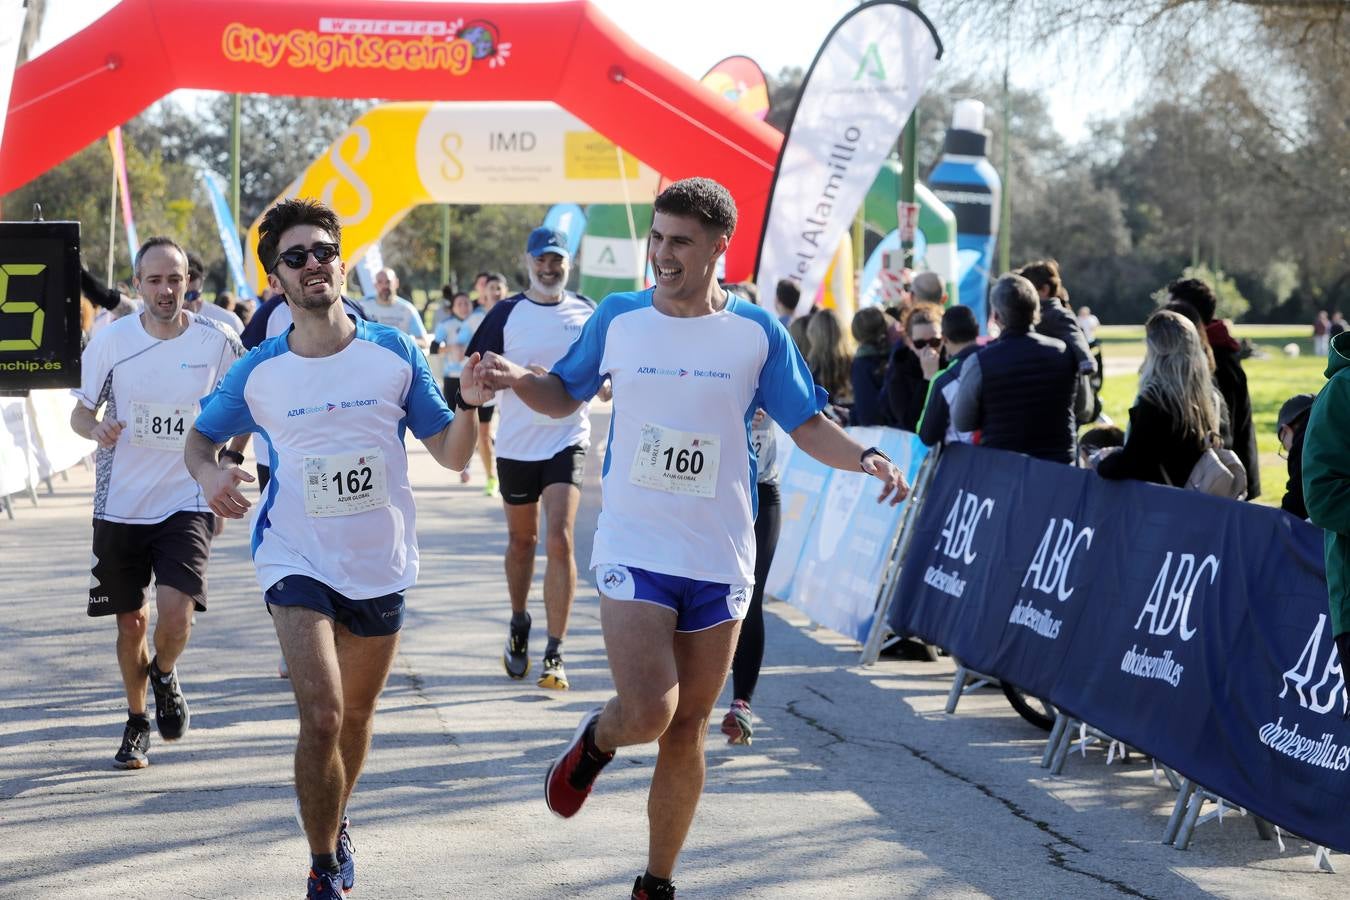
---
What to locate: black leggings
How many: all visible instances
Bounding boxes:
[731,482,782,704]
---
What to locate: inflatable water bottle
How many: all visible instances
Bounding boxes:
[579,203,652,300]
[928,99,1001,331]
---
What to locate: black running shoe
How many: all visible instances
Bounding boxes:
[632,876,676,899]
[113,720,150,769]
[503,613,531,680]
[337,815,355,892]
[149,659,190,741]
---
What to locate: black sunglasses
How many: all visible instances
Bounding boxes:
[273,242,340,272]
[914,337,943,349]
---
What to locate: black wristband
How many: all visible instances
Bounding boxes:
[454,389,480,412]
[860,446,891,470]
[218,448,245,465]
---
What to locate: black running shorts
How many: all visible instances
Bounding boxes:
[496,445,586,506]
[88,511,214,617]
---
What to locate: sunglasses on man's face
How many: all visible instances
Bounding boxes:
[914,337,943,349]
[273,242,340,271]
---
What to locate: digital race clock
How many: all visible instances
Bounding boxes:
[0,221,81,390]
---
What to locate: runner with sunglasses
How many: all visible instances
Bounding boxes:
[71,235,245,771]
[185,199,489,900]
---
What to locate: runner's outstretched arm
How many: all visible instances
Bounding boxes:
[789,413,910,506]
[185,428,255,519]
[474,351,582,418]
[422,351,494,470]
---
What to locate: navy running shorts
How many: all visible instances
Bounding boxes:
[265,575,405,637]
[593,563,750,633]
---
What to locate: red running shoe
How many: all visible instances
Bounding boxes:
[545,707,614,818]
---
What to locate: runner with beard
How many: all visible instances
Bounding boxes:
[185,199,488,900]
[467,228,600,690]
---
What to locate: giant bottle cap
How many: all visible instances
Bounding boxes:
[943,98,990,157]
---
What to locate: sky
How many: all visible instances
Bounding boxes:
[30,0,1138,145]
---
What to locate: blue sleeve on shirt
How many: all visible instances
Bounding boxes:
[195,342,277,441]
[551,291,646,401]
[361,321,452,440]
[465,299,517,358]
[734,300,828,431]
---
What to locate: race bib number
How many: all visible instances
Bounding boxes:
[629,423,720,498]
[130,401,193,451]
[303,448,390,518]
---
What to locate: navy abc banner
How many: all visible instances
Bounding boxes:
[891,444,1350,852]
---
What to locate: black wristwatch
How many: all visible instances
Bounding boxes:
[218,448,245,466]
[454,389,480,412]
[860,446,892,470]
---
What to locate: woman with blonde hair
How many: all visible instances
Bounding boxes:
[1097,309,1218,485]
[805,307,854,410]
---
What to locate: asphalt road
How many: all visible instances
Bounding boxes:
[0,418,1339,898]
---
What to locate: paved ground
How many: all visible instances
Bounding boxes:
[0,416,1341,898]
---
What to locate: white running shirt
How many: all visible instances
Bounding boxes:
[467,291,594,461]
[195,302,244,335]
[194,318,453,599]
[552,289,826,585]
[360,296,427,339]
[74,312,244,524]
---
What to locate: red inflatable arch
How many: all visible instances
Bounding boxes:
[0,0,781,278]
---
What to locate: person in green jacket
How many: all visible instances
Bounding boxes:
[1302,332,1350,670]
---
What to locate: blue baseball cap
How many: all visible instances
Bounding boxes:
[526,227,570,260]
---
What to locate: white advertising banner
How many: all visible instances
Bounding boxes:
[0,0,24,154]
[0,397,36,497]
[27,388,96,478]
[755,2,942,311]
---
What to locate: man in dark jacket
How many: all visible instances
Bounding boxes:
[1278,393,1313,520]
[1019,261,1095,423]
[917,305,980,447]
[1303,335,1350,685]
[1168,278,1260,499]
[952,274,1079,464]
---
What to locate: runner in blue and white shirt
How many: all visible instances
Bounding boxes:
[185,199,488,900]
[466,227,598,691]
[475,178,907,896]
[360,267,427,348]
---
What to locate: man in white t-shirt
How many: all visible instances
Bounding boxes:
[476,178,908,899]
[71,236,245,771]
[185,199,487,900]
[467,228,597,690]
[184,253,244,335]
[361,268,428,349]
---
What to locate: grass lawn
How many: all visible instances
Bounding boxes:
[1094,324,1325,506]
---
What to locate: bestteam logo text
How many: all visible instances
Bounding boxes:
[287,399,378,418]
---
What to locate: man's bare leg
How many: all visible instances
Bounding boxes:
[115,608,150,714]
[646,620,739,878]
[273,605,345,855]
[593,597,679,752]
[477,420,495,483]
[502,501,539,616]
[151,586,195,671]
[334,625,400,814]
[539,483,580,644]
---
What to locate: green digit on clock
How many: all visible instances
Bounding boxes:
[0,264,47,352]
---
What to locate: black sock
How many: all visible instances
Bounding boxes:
[582,719,610,758]
[128,710,150,730]
[311,852,340,874]
[511,610,531,630]
[544,636,562,660]
[641,871,673,895]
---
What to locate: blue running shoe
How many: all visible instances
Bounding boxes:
[337,816,355,893]
[306,868,343,900]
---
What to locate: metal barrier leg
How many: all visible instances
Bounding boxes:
[944,666,970,714]
[1050,718,1078,775]
[1174,788,1207,850]
[1252,816,1274,841]
[1041,712,1070,769]
[1163,778,1195,845]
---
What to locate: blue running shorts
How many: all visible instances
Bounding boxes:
[265,575,405,637]
[593,563,751,633]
